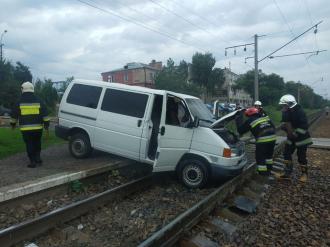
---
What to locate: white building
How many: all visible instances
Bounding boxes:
[219,68,253,107]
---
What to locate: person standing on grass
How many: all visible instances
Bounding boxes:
[278,94,313,182]
[10,82,50,168]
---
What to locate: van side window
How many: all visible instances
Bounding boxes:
[67,84,102,109]
[166,96,190,127]
[101,89,148,118]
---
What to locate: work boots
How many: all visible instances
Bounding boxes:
[35,152,43,166]
[274,160,293,180]
[299,165,308,183]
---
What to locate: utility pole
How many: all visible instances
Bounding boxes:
[227,62,231,103]
[0,30,8,63]
[254,34,258,101]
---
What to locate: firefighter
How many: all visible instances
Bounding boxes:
[278,94,313,182]
[254,100,267,116]
[10,82,50,168]
[235,107,276,175]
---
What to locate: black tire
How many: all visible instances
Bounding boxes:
[178,159,209,189]
[69,133,92,159]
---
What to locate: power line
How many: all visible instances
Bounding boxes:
[301,0,320,50]
[76,0,207,52]
[258,20,322,63]
[272,0,319,80]
[268,49,327,59]
[148,0,214,37]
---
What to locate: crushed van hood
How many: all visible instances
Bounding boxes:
[210,109,240,129]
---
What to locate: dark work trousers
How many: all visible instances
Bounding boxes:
[255,141,276,175]
[21,130,43,163]
[283,143,308,165]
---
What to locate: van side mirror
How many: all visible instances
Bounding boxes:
[193,116,199,128]
[187,116,199,128]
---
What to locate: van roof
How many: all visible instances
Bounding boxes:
[73,79,198,99]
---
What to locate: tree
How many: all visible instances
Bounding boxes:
[155,58,202,96]
[34,78,58,113]
[191,52,216,97]
[14,62,32,83]
[208,68,225,97]
[0,60,31,108]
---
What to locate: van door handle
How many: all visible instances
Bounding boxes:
[137,120,142,127]
[160,126,165,135]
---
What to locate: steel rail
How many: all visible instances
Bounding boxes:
[138,111,323,247]
[0,111,322,247]
[0,175,153,247]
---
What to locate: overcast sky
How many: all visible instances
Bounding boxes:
[1,0,329,98]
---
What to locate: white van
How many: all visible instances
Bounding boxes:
[55,79,247,188]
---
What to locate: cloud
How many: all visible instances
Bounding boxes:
[0,0,329,98]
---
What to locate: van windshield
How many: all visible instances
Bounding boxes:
[185,98,215,127]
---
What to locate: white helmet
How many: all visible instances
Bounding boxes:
[254,100,262,106]
[279,94,297,108]
[21,81,34,93]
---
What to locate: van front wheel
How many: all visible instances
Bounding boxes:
[69,133,92,159]
[179,159,209,189]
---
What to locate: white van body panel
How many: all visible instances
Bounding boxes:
[57,79,247,180]
[93,89,152,161]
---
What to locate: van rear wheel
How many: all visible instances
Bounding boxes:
[69,133,92,159]
[179,159,209,189]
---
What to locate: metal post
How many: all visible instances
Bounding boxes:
[0,30,8,63]
[297,86,300,104]
[254,34,258,101]
[0,44,3,62]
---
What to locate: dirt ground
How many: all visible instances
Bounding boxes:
[222,115,330,247]
[0,144,128,187]
[311,113,330,138]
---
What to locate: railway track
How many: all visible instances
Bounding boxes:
[0,111,322,247]
[138,111,323,247]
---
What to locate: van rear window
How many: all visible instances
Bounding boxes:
[101,89,148,118]
[67,84,102,109]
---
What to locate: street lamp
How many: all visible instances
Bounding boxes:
[1,29,8,62]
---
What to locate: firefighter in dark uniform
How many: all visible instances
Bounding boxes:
[10,82,50,168]
[278,94,313,182]
[235,107,276,175]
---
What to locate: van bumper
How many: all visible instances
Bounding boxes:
[55,125,70,140]
[210,155,248,178]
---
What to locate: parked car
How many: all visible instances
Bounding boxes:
[0,105,11,117]
[55,79,247,188]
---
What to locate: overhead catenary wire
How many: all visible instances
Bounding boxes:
[148,0,213,36]
[301,0,319,50]
[258,20,323,63]
[272,0,319,82]
[268,50,327,59]
[76,0,207,52]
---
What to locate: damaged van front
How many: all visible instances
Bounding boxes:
[182,99,247,185]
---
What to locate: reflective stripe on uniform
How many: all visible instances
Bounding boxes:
[20,103,40,116]
[265,159,273,164]
[257,165,268,171]
[43,116,50,122]
[295,128,307,134]
[20,124,43,131]
[256,134,276,143]
[296,138,313,147]
[10,118,17,123]
[250,116,270,128]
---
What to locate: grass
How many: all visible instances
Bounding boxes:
[0,128,65,159]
